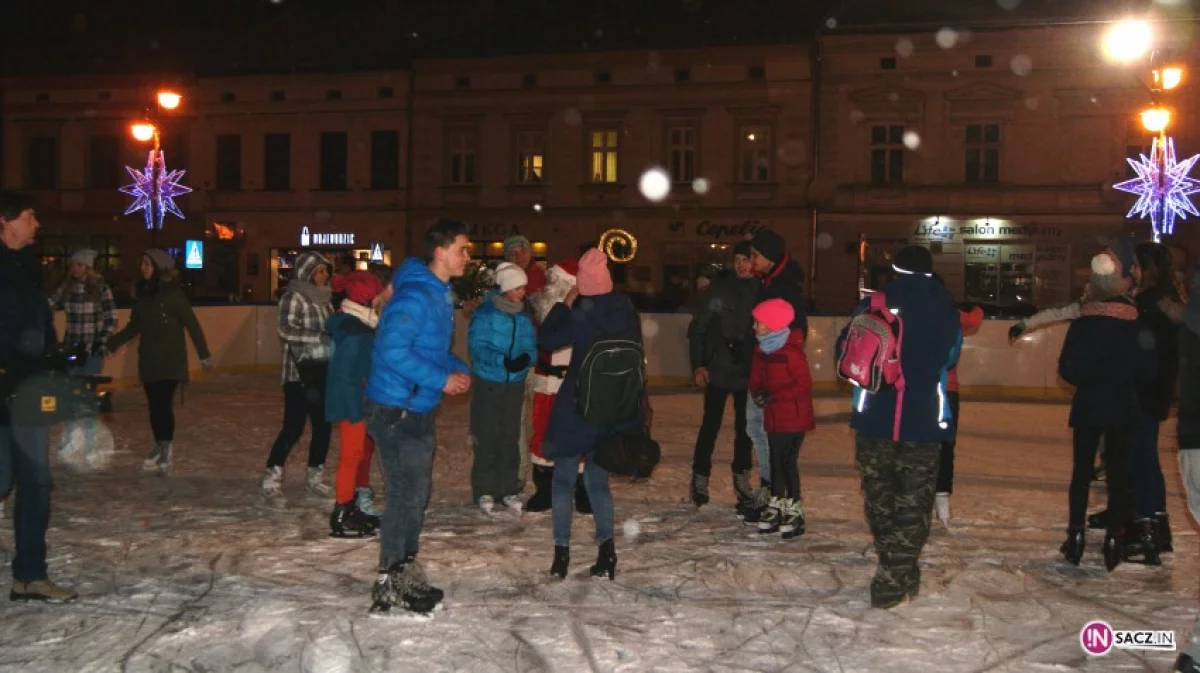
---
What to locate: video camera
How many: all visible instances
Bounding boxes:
[2,342,112,427]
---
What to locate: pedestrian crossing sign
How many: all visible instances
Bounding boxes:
[370,242,384,263]
[185,240,204,269]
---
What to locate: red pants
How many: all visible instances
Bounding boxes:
[335,420,375,503]
[530,392,556,464]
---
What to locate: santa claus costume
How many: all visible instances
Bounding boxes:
[527,259,592,513]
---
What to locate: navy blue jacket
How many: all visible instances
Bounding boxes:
[0,241,58,425]
[325,308,374,423]
[366,258,468,413]
[837,274,962,443]
[468,293,537,384]
[539,293,646,459]
[1058,298,1154,429]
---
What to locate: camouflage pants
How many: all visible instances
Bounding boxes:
[855,434,940,608]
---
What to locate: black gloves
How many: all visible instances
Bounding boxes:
[504,353,532,373]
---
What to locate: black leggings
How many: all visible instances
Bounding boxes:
[1070,425,1131,532]
[266,382,332,469]
[768,432,806,501]
[143,380,180,442]
[936,392,961,494]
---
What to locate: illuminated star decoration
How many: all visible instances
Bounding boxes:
[1113,136,1200,241]
[119,150,193,230]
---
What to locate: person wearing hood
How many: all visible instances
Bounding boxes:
[687,241,761,512]
[540,248,645,582]
[325,271,392,538]
[108,249,212,477]
[835,245,961,608]
[50,248,116,460]
[364,219,472,615]
[1176,269,1200,673]
[1056,252,1154,572]
[261,251,335,507]
[468,262,538,515]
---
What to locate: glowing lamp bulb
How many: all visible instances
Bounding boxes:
[1141,108,1171,133]
[1101,19,1153,64]
[157,91,182,110]
[131,123,156,142]
[1158,67,1183,91]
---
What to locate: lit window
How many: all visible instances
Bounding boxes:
[590,129,619,183]
[738,126,771,183]
[516,131,545,184]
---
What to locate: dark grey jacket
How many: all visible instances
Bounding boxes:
[1179,325,1200,449]
[687,272,759,391]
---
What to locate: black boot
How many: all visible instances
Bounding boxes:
[330,503,377,538]
[526,464,553,513]
[402,554,444,603]
[1174,653,1200,673]
[1122,518,1162,566]
[370,560,440,615]
[1155,513,1173,553]
[590,539,616,580]
[1060,527,1085,566]
[574,475,592,514]
[1086,509,1108,531]
[549,545,570,579]
[689,473,710,507]
[1103,530,1123,572]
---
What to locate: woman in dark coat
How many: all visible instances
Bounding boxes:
[540,248,644,581]
[107,249,211,475]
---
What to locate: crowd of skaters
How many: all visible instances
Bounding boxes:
[1,187,1199,669]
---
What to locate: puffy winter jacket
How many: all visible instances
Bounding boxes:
[838,274,962,443]
[325,302,376,423]
[468,292,537,384]
[366,258,468,413]
[688,271,759,391]
[1058,297,1154,429]
[749,329,815,433]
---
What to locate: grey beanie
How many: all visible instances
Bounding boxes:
[70,249,98,268]
[144,249,175,271]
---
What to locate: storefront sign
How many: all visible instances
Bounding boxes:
[670,219,771,239]
[964,245,999,263]
[300,227,355,247]
[1002,244,1035,264]
[185,240,204,270]
[369,243,384,263]
[913,221,1066,241]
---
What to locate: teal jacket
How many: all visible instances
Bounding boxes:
[468,292,537,384]
[325,302,376,423]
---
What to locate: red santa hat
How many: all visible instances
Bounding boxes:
[551,258,579,278]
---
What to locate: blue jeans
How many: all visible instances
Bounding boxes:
[0,425,53,581]
[552,452,613,547]
[1130,418,1167,518]
[745,399,770,484]
[366,403,436,570]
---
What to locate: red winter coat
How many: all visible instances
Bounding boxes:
[749,330,815,433]
[946,306,984,392]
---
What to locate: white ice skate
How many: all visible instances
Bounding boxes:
[501,495,523,516]
[935,492,951,526]
[478,495,495,515]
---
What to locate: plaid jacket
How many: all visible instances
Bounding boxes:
[51,280,116,353]
[278,290,333,384]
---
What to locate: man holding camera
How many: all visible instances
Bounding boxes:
[0,191,76,602]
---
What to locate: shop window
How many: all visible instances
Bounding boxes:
[738,125,772,183]
[667,125,697,183]
[870,125,904,185]
[964,123,1001,184]
[263,133,291,191]
[590,129,620,183]
[964,243,1035,314]
[26,136,58,190]
[515,131,545,184]
[319,131,348,190]
[87,134,121,189]
[215,134,242,190]
[370,130,401,189]
[447,130,478,185]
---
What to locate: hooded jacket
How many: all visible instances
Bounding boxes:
[688,270,759,391]
[1058,297,1153,429]
[538,292,646,459]
[108,270,210,382]
[0,240,58,424]
[325,301,377,424]
[468,291,537,384]
[837,274,962,443]
[366,258,469,413]
[278,252,333,384]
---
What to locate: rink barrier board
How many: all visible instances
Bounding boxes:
[66,308,1076,400]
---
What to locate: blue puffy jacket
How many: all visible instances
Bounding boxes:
[837,273,962,444]
[468,293,537,384]
[325,309,374,423]
[366,258,468,413]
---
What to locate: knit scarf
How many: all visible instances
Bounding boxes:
[757,327,789,354]
[287,277,332,306]
[490,292,524,315]
[340,299,378,329]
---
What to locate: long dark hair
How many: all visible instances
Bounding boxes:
[1136,242,1188,303]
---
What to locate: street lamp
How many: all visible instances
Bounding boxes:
[1141,107,1171,134]
[1101,19,1154,64]
[121,90,192,245]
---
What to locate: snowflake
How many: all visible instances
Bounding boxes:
[1113,136,1200,241]
[119,150,193,230]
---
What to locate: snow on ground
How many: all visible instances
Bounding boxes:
[0,373,1196,672]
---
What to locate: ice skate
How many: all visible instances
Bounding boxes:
[369,561,440,616]
[142,443,165,472]
[1155,513,1173,553]
[260,466,287,509]
[689,473,710,507]
[355,487,383,518]
[934,492,951,526]
[329,502,377,538]
[501,495,523,515]
[1060,527,1084,566]
[779,499,805,539]
[478,495,495,515]
[305,466,332,498]
[757,497,783,534]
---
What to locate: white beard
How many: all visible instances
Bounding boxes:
[532,267,576,395]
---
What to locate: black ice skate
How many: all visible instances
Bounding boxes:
[369,560,442,615]
[1155,513,1173,553]
[689,473,710,507]
[1060,527,1084,566]
[1102,531,1123,572]
[1121,518,1161,566]
[1086,509,1108,531]
[330,503,378,538]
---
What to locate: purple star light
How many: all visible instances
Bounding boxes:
[119,150,193,230]
[1113,136,1200,241]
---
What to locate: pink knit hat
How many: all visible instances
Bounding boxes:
[576,248,613,296]
[752,299,794,332]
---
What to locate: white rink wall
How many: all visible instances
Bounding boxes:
[61,307,1072,396]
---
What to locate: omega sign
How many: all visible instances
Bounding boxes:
[300,227,355,247]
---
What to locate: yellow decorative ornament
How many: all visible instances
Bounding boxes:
[599,228,637,263]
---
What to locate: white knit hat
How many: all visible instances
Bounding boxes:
[70,249,98,268]
[494,262,528,293]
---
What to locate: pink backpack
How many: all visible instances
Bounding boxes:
[837,292,906,437]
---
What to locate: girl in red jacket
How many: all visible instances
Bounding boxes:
[748,299,815,538]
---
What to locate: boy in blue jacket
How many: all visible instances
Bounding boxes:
[468,262,537,514]
[364,219,472,616]
[836,246,961,609]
